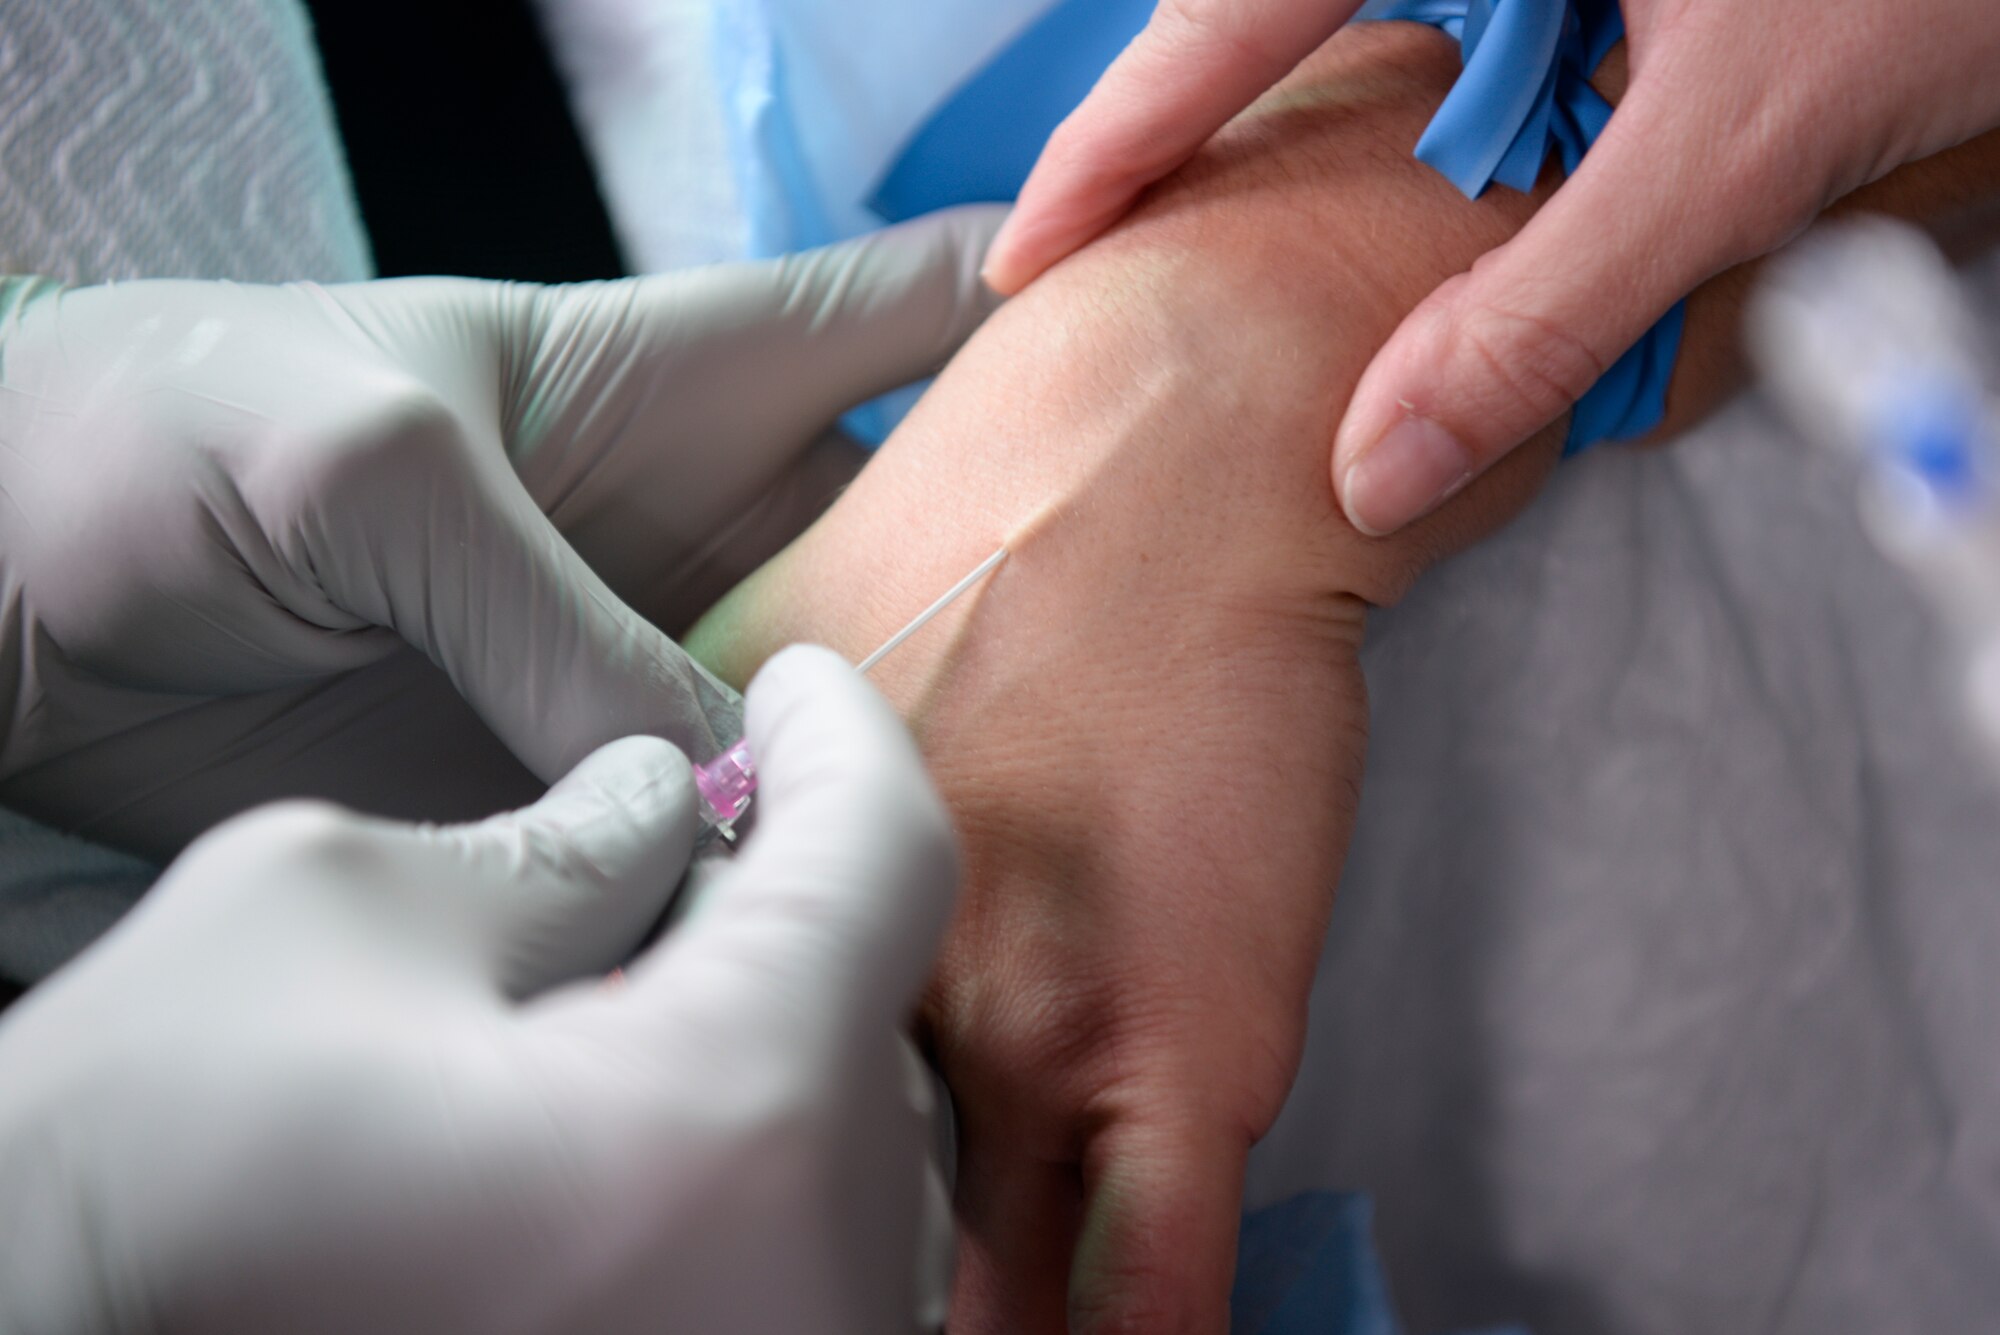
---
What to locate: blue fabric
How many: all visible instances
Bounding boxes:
[711,1,837,259]
[867,0,1155,221]
[1232,1191,1532,1335]
[1232,1193,1403,1335]
[857,0,1152,444]
[1373,0,1685,454]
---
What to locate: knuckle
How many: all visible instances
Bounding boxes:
[1447,283,1609,430]
[268,378,467,512]
[1698,150,1807,259]
[486,811,580,884]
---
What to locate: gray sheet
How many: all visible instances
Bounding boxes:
[1252,373,2000,1333]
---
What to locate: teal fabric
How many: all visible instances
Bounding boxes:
[1232,1191,1532,1335]
[0,807,158,986]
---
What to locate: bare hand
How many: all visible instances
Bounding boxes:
[984,0,2000,535]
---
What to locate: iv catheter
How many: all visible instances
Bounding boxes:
[692,544,1010,836]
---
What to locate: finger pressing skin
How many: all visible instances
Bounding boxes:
[983,0,1367,294]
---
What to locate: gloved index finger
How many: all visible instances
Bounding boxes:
[983,0,1368,294]
[500,208,1007,572]
[247,341,743,780]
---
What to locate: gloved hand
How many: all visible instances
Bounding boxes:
[0,206,1003,855]
[0,647,960,1335]
[981,0,2000,534]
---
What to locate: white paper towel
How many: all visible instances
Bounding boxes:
[0,0,370,285]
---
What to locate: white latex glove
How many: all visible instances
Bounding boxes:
[0,206,1003,857]
[0,646,959,1335]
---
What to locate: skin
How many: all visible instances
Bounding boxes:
[688,23,2000,1333]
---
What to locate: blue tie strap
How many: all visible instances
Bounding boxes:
[1373,0,1684,454]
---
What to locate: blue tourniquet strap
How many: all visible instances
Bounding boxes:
[1375,0,1684,454]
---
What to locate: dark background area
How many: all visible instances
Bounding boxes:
[300,0,626,282]
[0,6,628,1017]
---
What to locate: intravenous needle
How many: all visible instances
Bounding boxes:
[692,545,1010,833]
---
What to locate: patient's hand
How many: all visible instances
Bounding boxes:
[689,27,1558,1332]
[689,22,2000,1334]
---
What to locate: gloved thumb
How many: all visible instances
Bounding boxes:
[426,734,700,997]
[610,646,958,1052]
[132,737,696,1003]
[1331,87,1774,535]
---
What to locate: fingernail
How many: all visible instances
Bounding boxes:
[979,229,1029,295]
[1340,415,1476,537]
[979,254,1022,297]
[977,228,1012,286]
